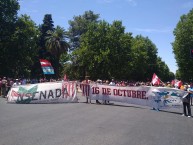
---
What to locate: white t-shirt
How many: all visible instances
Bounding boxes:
[12,82,21,87]
[109,82,116,86]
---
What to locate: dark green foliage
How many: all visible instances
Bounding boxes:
[172,8,193,81]
[130,36,174,81]
[0,0,20,76]
[0,13,39,78]
[71,20,132,80]
[69,20,174,81]
[130,35,158,81]
[45,26,69,78]
[68,10,100,51]
[39,14,54,52]
[0,0,19,41]
[0,2,174,81]
[9,15,39,78]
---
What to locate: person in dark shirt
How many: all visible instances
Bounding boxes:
[0,78,2,96]
[182,84,192,117]
[1,77,7,98]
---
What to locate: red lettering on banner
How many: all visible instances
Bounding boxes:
[94,87,147,100]
[111,89,147,100]
[113,89,117,95]
[137,91,141,98]
[107,88,111,95]
[132,91,136,98]
[95,87,99,94]
[118,89,126,96]
[122,90,127,97]
[102,88,106,95]
[118,90,122,96]
[142,91,148,99]
[92,87,99,94]
[92,87,95,94]
[127,90,131,97]
[102,88,111,95]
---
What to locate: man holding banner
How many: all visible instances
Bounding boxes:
[80,76,91,103]
[182,84,192,117]
[80,76,101,104]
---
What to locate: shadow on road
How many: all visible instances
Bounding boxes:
[79,101,146,109]
[159,110,182,115]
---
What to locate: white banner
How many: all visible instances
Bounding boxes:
[84,84,188,109]
[7,82,78,104]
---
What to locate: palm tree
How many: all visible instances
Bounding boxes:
[45,26,70,78]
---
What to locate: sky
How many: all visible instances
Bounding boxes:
[18,0,193,73]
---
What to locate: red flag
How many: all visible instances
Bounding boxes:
[151,73,160,85]
[80,84,90,97]
[62,82,76,98]
[171,80,175,86]
[175,80,182,88]
[40,59,52,67]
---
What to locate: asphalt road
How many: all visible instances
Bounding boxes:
[0,94,193,145]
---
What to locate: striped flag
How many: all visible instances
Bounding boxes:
[62,82,76,98]
[171,79,182,88]
[40,59,54,74]
[80,83,90,96]
[151,73,160,85]
[175,80,182,88]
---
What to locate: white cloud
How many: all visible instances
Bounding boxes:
[134,27,172,33]
[125,0,137,6]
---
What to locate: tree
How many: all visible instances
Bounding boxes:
[0,0,20,76]
[175,69,181,80]
[130,35,158,81]
[45,26,69,78]
[156,57,174,81]
[72,20,133,80]
[9,14,39,78]
[39,14,54,58]
[172,8,193,82]
[0,0,19,41]
[130,35,174,82]
[106,21,132,80]
[68,10,100,51]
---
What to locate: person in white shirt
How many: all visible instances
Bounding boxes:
[109,79,116,86]
[12,79,21,87]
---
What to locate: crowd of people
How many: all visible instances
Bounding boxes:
[81,78,190,89]
[1,76,193,117]
[81,78,193,117]
[0,77,61,98]
[0,76,192,97]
